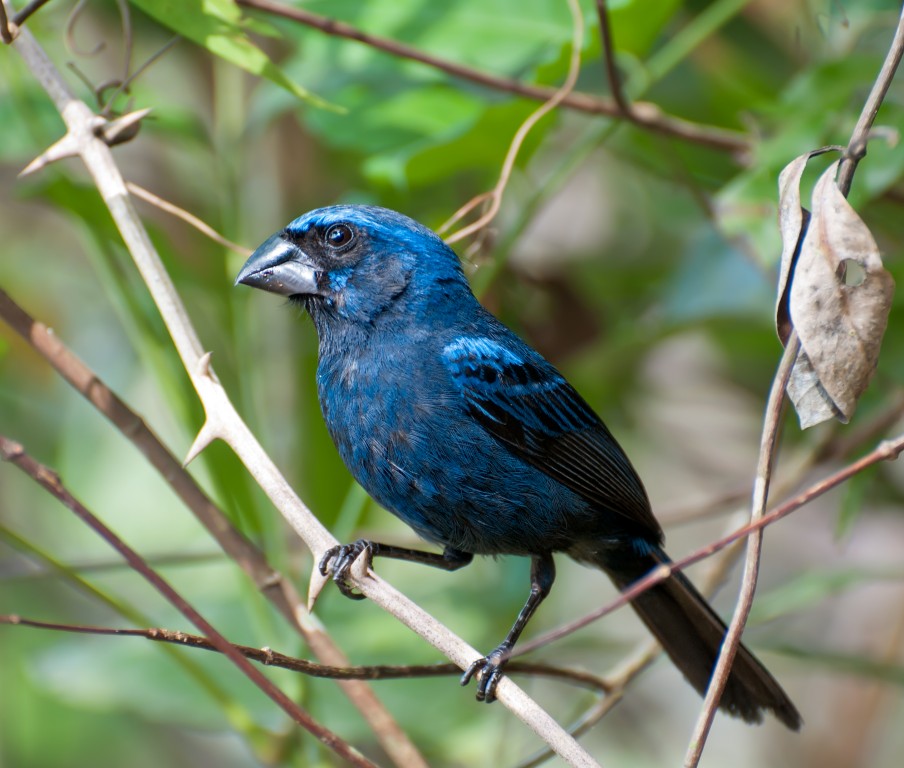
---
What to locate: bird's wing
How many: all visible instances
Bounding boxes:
[442,336,659,534]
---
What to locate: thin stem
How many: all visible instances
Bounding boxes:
[127,182,249,255]
[0,615,611,691]
[685,7,904,760]
[13,0,54,27]
[836,4,904,197]
[515,427,904,657]
[444,0,584,244]
[235,0,748,153]
[0,436,377,768]
[683,333,799,767]
[596,0,632,116]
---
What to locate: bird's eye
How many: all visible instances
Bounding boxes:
[325,224,355,250]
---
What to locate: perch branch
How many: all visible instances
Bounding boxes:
[0,287,426,768]
[8,19,598,768]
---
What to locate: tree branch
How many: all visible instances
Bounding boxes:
[515,428,904,657]
[1,615,612,692]
[0,286,426,768]
[686,6,904,762]
[234,0,749,154]
[0,436,377,768]
[8,18,597,768]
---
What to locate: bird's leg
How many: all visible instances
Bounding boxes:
[461,552,556,703]
[319,540,473,599]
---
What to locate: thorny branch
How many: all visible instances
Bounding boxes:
[6,13,599,768]
[0,287,427,768]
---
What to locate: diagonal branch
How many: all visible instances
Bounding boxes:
[686,6,904,763]
[234,0,749,154]
[515,427,904,657]
[0,436,377,768]
[8,18,598,768]
[0,286,426,768]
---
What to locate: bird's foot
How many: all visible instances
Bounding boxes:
[318,539,374,600]
[460,643,512,703]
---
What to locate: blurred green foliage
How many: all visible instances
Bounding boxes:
[2,0,904,766]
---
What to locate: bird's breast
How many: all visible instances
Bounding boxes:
[314,342,597,556]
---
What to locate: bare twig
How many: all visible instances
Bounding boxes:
[0,437,378,768]
[0,0,13,44]
[836,4,904,196]
[9,20,596,767]
[684,334,799,766]
[595,0,632,116]
[126,182,249,255]
[101,36,179,116]
[443,0,583,244]
[686,8,904,762]
[234,0,749,153]
[515,429,904,657]
[13,0,54,27]
[0,288,426,768]
[0,615,611,691]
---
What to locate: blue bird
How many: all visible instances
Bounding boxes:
[236,205,800,729]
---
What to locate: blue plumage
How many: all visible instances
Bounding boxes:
[236,205,800,729]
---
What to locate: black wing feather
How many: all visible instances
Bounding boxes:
[443,337,660,536]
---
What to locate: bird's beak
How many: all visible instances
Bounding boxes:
[235,233,319,297]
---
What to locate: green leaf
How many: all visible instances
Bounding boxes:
[128,0,335,110]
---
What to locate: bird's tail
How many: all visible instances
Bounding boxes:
[594,545,801,730]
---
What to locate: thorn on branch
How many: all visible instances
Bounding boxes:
[183,420,217,466]
[19,137,73,176]
[96,107,152,146]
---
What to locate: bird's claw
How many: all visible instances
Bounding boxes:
[460,646,510,703]
[318,539,374,600]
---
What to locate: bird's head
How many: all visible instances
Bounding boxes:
[235,205,469,328]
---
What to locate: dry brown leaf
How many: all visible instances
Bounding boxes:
[775,153,810,344]
[784,160,894,428]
